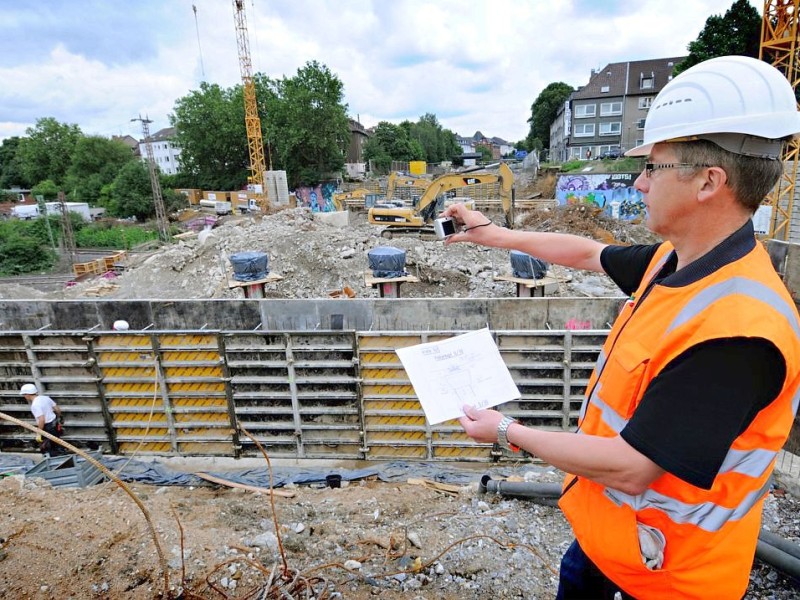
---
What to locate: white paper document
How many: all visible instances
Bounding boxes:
[396,328,521,425]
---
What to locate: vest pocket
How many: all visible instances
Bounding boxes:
[597,340,650,419]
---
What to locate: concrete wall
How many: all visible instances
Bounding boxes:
[0,298,623,333]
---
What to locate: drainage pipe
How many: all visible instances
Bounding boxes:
[755,538,800,581]
[478,474,561,506]
[478,474,800,580]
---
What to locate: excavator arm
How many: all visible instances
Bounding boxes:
[368,164,515,236]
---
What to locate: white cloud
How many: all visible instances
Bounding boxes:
[0,0,749,144]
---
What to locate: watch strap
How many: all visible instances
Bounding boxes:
[497,416,520,452]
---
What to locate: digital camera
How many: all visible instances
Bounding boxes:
[434,217,457,240]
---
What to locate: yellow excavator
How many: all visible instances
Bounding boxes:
[332,188,371,211]
[386,172,431,202]
[369,163,514,237]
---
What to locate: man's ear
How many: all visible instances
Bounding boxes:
[697,166,728,203]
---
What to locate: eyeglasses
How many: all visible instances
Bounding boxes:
[644,163,711,178]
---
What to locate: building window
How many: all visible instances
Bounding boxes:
[636,138,644,147]
[575,104,596,118]
[600,102,622,116]
[636,118,646,129]
[641,76,654,89]
[599,122,621,136]
[601,86,610,93]
[574,123,595,137]
[638,97,653,109]
[599,145,620,154]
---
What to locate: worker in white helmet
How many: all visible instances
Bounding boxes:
[20,383,66,457]
[443,56,800,599]
[112,320,130,331]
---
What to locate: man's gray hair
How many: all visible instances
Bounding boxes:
[671,140,783,213]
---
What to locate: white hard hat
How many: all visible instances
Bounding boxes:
[113,320,130,331]
[626,56,800,158]
[20,383,38,395]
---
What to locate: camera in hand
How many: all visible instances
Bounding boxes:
[434,217,457,240]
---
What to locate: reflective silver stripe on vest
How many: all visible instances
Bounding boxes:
[587,380,628,433]
[718,447,776,478]
[666,277,800,337]
[642,249,672,287]
[604,477,772,532]
[793,383,800,415]
[580,350,607,422]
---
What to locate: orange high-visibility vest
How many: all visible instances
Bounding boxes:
[559,240,800,599]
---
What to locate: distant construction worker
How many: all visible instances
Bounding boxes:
[443,55,800,599]
[20,383,66,457]
[112,320,130,331]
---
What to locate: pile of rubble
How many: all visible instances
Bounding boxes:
[3,205,664,302]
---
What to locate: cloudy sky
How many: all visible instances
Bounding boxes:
[0,0,746,144]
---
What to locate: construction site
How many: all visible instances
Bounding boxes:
[3,1,800,599]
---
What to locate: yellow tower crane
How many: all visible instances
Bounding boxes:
[232,0,269,212]
[760,0,800,240]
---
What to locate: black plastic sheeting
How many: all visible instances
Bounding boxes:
[368,246,407,278]
[510,250,549,280]
[1,455,526,489]
[229,251,269,282]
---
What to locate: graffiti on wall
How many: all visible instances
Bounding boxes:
[555,172,646,220]
[294,182,339,212]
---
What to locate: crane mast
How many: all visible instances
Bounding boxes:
[232,0,269,212]
[760,0,800,240]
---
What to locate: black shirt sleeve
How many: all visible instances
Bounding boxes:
[600,244,661,296]
[619,337,786,490]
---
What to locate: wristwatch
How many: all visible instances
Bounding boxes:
[497,416,520,453]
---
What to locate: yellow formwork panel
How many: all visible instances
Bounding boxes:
[119,442,172,453]
[357,335,421,350]
[174,413,229,424]
[368,431,426,442]
[96,334,152,349]
[365,415,425,426]
[159,334,217,348]
[367,446,427,459]
[176,426,232,439]
[434,446,486,458]
[165,382,225,393]
[178,442,232,455]
[170,397,227,408]
[360,352,403,365]
[117,426,169,437]
[113,413,168,423]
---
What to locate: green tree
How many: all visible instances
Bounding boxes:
[64,136,134,206]
[675,0,761,75]
[30,179,59,201]
[171,82,249,190]
[258,61,351,187]
[108,161,155,221]
[16,117,82,187]
[0,137,25,189]
[476,145,493,163]
[363,121,421,170]
[407,113,462,163]
[525,82,574,151]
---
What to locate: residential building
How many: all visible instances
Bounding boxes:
[345,118,370,178]
[112,134,140,157]
[139,127,181,175]
[555,56,685,160]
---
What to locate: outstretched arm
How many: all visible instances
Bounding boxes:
[442,203,607,273]
[459,406,664,495]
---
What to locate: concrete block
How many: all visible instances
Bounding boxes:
[314,211,350,227]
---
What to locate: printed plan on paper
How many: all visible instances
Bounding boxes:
[396,328,521,425]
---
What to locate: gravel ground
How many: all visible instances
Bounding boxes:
[0,458,798,599]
